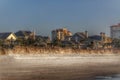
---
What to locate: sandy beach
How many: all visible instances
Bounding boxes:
[0,54,120,80]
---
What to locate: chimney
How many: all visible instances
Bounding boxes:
[85,31,88,38]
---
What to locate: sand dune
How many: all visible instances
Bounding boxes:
[0,46,119,55]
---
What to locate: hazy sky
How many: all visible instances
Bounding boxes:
[0,0,120,36]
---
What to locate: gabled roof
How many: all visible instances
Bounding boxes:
[73,32,86,39]
[89,35,102,41]
[15,30,32,37]
[0,32,13,39]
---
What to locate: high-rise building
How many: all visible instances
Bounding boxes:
[110,23,120,39]
[51,28,72,42]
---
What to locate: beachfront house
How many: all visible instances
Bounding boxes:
[0,32,17,46]
[88,35,103,49]
[88,32,112,49]
[15,30,35,40]
[0,32,17,41]
[70,31,88,48]
[34,35,50,47]
[71,31,88,43]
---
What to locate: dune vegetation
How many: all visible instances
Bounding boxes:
[0,46,120,55]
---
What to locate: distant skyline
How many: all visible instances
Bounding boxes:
[0,0,120,36]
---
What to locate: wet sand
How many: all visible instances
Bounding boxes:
[0,54,120,80]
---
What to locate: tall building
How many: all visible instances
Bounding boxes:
[51,28,72,42]
[110,23,120,39]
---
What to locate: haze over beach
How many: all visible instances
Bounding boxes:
[1,0,120,80]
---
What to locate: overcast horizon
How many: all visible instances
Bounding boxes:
[0,0,120,36]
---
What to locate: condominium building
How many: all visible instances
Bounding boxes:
[51,28,72,42]
[110,23,120,39]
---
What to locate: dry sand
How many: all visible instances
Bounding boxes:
[0,54,120,80]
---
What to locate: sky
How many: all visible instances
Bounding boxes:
[0,0,120,36]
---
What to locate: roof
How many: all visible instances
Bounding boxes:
[36,35,50,40]
[43,36,50,40]
[35,35,43,38]
[0,32,13,39]
[73,32,86,39]
[15,30,32,37]
[89,35,102,41]
[111,23,120,27]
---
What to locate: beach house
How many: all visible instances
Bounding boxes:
[15,30,35,40]
[0,32,17,46]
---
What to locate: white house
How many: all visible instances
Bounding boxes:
[0,32,17,41]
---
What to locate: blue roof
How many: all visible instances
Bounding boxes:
[15,30,32,37]
[89,35,102,41]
